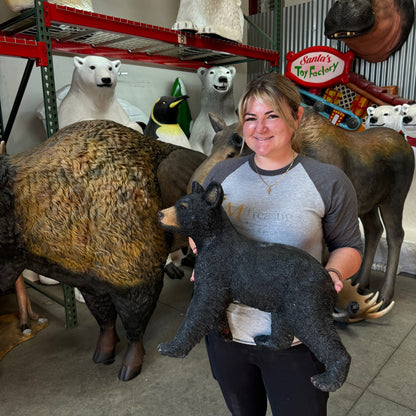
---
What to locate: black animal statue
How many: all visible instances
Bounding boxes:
[158,181,351,392]
[0,119,206,381]
[191,109,415,313]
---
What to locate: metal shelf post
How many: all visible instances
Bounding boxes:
[33,0,78,329]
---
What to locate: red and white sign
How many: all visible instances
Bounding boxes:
[285,46,354,88]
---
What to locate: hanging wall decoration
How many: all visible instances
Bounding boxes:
[324,0,415,63]
[285,46,354,89]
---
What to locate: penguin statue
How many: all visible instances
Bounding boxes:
[144,95,198,280]
[144,95,191,149]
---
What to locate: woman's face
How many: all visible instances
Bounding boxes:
[243,97,300,161]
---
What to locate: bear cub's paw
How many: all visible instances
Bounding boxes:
[254,334,293,350]
[253,335,275,349]
[311,373,341,392]
[157,342,187,358]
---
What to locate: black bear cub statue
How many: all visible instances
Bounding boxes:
[157,181,351,392]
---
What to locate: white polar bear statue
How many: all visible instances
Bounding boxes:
[58,56,142,132]
[172,0,244,43]
[364,105,402,131]
[36,85,148,134]
[400,104,416,147]
[189,66,238,155]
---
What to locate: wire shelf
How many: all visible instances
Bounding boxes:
[0,3,279,70]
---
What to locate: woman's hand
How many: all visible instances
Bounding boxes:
[327,269,343,293]
[326,247,362,293]
[189,238,197,282]
[189,237,197,255]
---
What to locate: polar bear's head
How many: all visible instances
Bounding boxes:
[364,105,402,131]
[71,55,121,94]
[197,66,236,96]
[401,103,416,139]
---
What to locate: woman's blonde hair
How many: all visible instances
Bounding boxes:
[237,73,302,134]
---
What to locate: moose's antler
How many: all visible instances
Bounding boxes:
[335,279,395,323]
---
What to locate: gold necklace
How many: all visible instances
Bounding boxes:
[254,153,296,195]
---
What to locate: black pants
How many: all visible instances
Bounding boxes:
[206,330,328,416]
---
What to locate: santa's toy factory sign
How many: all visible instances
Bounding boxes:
[285,46,354,88]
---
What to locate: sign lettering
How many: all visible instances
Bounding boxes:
[285,46,354,88]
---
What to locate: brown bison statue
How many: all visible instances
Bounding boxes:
[0,119,206,381]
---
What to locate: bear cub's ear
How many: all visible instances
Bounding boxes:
[204,182,224,207]
[191,181,204,194]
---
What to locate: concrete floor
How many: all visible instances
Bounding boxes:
[0,269,415,416]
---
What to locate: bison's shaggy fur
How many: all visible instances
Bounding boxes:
[0,119,206,381]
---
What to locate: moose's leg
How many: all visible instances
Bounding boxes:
[354,208,383,291]
[295,317,350,392]
[378,201,405,307]
[158,282,229,358]
[80,290,120,365]
[15,274,41,333]
[112,276,164,382]
[254,311,294,350]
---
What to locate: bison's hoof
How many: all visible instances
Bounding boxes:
[157,342,187,358]
[118,364,142,382]
[118,341,145,381]
[94,326,119,365]
[93,349,115,365]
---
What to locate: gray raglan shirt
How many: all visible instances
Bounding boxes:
[203,153,362,345]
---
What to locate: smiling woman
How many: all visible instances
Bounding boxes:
[239,74,303,170]
[242,98,300,170]
[198,72,363,416]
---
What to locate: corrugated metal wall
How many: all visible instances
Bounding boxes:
[248,0,416,100]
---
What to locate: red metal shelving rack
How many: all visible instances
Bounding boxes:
[0,35,47,65]
[0,2,279,70]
